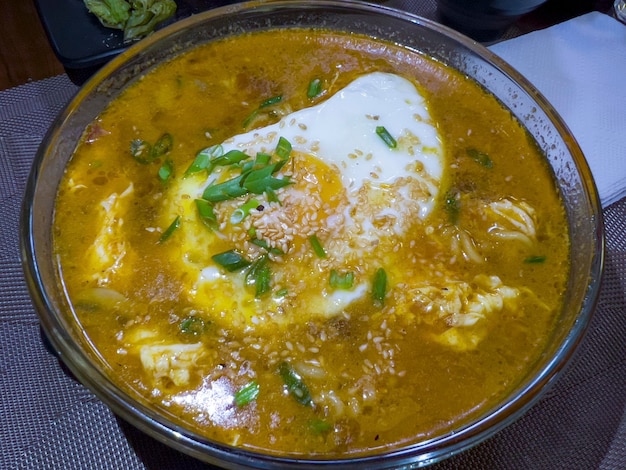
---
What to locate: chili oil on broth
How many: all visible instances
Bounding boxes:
[53,28,570,457]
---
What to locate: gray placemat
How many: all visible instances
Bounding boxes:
[2,7,625,470]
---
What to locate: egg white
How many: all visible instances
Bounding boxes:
[219,71,442,219]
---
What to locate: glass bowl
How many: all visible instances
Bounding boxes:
[21,0,604,467]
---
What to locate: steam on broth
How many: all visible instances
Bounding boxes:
[53,29,569,456]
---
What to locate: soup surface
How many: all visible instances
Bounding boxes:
[53,28,570,457]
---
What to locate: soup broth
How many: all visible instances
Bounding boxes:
[53,29,569,457]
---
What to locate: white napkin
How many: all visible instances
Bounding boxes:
[489,12,626,208]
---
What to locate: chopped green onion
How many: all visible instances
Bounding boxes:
[257,160,284,179]
[241,159,255,173]
[234,380,260,407]
[213,149,250,167]
[242,109,259,128]
[260,95,283,108]
[212,249,251,272]
[205,144,224,157]
[195,199,218,230]
[372,267,387,306]
[230,198,260,224]
[246,163,274,182]
[243,95,283,128]
[179,316,206,336]
[201,148,291,203]
[242,164,291,194]
[252,238,270,251]
[251,238,284,255]
[187,146,250,177]
[466,148,493,168]
[158,159,174,181]
[266,187,280,204]
[375,126,397,149]
[444,189,460,224]
[275,136,292,159]
[307,78,323,99]
[308,419,332,435]
[130,139,153,164]
[252,238,270,250]
[275,287,289,298]
[151,133,173,159]
[158,215,181,243]
[309,234,327,258]
[274,157,290,173]
[279,362,313,406]
[255,152,272,166]
[241,163,277,188]
[254,263,271,297]
[245,255,271,297]
[185,145,219,175]
[524,255,547,264]
[251,178,291,194]
[230,207,248,224]
[202,173,249,202]
[131,133,173,164]
[329,269,354,290]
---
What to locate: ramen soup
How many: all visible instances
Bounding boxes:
[53,28,569,457]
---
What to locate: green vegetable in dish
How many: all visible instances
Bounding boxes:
[307,78,323,99]
[466,147,493,169]
[83,0,177,41]
[212,249,251,272]
[234,380,260,407]
[158,215,180,243]
[329,269,355,290]
[371,267,387,306]
[179,316,206,336]
[279,362,313,406]
[84,0,130,30]
[375,125,397,149]
[308,234,327,258]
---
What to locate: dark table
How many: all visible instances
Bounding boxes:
[1,1,624,469]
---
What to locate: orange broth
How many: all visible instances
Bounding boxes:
[53,29,569,457]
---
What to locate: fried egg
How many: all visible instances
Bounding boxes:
[166,72,445,328]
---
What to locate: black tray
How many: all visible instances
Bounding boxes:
[34,0,241,84]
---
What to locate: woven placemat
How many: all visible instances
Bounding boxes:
[1,6,624,469]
